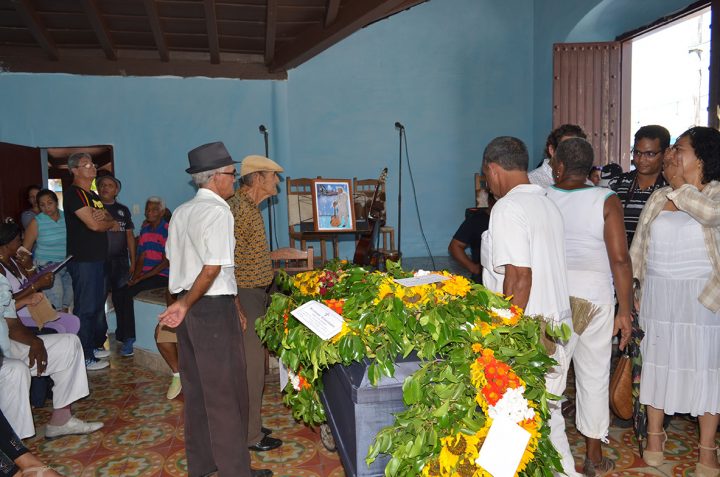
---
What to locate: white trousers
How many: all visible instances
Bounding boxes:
[545,319,582,477]
[0,333,89,439]
[566,304,613,441]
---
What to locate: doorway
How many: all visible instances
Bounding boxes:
[630,6,712,141]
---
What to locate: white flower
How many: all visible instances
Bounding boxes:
[488,386,535,423]
[414,269,431,277]
[490,307,514,320]
[288,369,301,391]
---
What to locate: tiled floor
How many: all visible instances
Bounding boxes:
[27,353,718,476]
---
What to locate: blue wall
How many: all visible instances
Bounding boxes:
[0,0,699,258]
[531,0,696,162]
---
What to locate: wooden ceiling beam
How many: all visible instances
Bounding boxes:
[264,0,277,65]
[143,0,170,61]
[324,0,340,26]
[270,0,410,72]
[203,0,220,64]
[10,0,59,60]
[81,0,117,60]
[0,46,287,79]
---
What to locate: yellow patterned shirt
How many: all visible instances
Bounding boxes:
[228,188,273,289]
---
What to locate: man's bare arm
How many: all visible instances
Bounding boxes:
[75,206,120,232]
[158,265,221,328]
[503,264,532,309]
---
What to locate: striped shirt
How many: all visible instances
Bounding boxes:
[609,171,667,245]
[228,188,273,289]
[34,211,67,263]
[138,219,169,277]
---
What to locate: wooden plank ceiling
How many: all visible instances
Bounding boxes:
[0,0,426,79]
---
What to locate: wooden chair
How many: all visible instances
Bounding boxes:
[352,176,386,222]
[286,177,338,264]
[270,246,314,274]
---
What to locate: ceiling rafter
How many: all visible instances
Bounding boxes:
[143,0,169,62]
[80,0,117,60]
[10,0,59,60]
[203,0,220,64]
[324,0,340,27]
[270,0,408,72]
[264,0,277,65]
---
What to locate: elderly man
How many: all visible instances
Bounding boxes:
[64,152,119,370]
[228,155,284,452]
[480,136,580,477]
[0,274,103,440]
[97,174,136,357]
[159,142,272,477]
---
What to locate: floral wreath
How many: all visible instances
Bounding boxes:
[257,261,562,476]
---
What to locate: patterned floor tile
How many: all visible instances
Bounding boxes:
[25,352,717,476]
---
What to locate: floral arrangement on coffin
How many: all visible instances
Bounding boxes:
[257,261,563,476]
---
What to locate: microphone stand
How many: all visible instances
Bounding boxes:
[395,123,404,259]
[259,124,273,251]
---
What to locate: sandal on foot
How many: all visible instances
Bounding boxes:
[643,430,667,467]
[582,456,615,477]
[696,445,720,477]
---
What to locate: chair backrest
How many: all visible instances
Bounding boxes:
[286,177,315,228]
[270,246,314,273]
[352,177,386,220]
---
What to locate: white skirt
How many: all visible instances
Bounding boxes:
[639,211,720,416]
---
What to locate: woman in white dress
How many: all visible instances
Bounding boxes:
[547,138,633,476]
[630,126,720,477]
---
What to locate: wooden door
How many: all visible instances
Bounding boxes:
[0,141,42,224]
[552,42,624,168]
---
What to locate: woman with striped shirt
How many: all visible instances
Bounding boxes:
[22,190,73,312]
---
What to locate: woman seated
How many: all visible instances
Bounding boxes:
[22,190,73,313]
[630,126,720,477]
[113,197,169,357]
[0,222,78,335]
[546,138,633,476]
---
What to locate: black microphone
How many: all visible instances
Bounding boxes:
[394,121,404,130]
[259,124,268,134]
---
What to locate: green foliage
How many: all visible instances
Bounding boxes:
[258,262,563,475]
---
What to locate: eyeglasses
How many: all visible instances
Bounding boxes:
[216,171,238,179]
[631,149,662,159]
[76,162,96,169]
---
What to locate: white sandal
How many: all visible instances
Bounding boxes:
[21,466,57,476]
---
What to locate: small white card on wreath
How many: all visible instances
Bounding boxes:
[475,416,531,477]
[394,274,449,287]
[290,300,344,340]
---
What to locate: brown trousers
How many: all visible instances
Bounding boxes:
[237,287,269,445]
[177,295,252,477]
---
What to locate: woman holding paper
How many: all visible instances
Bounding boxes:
[0,221,79,335]
[21,190,73,312]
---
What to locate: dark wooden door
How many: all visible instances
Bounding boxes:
[0,141,42,224]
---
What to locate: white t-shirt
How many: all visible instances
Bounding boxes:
[0,274,15,355]
[546,186,616,305]
[481,184,570,323]
[528,159,553,188]
[166,188,237,296]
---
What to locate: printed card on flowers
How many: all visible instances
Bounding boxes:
[394,274,449,287]
[290,300,344,340]
[476,416,531,477]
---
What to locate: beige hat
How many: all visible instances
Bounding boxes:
[241,155,284,176]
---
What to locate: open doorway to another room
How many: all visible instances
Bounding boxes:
[629,6,712,143]
[46,146,115,210]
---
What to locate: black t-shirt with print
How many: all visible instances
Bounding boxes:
[64,184,108,262]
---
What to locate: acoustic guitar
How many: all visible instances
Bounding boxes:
[353,168,388,266]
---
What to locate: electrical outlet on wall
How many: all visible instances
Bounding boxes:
[133,204,140,215]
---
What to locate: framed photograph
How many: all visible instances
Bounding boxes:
[311,179,355,232]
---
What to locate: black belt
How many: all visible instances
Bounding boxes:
[178,291,234,299]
